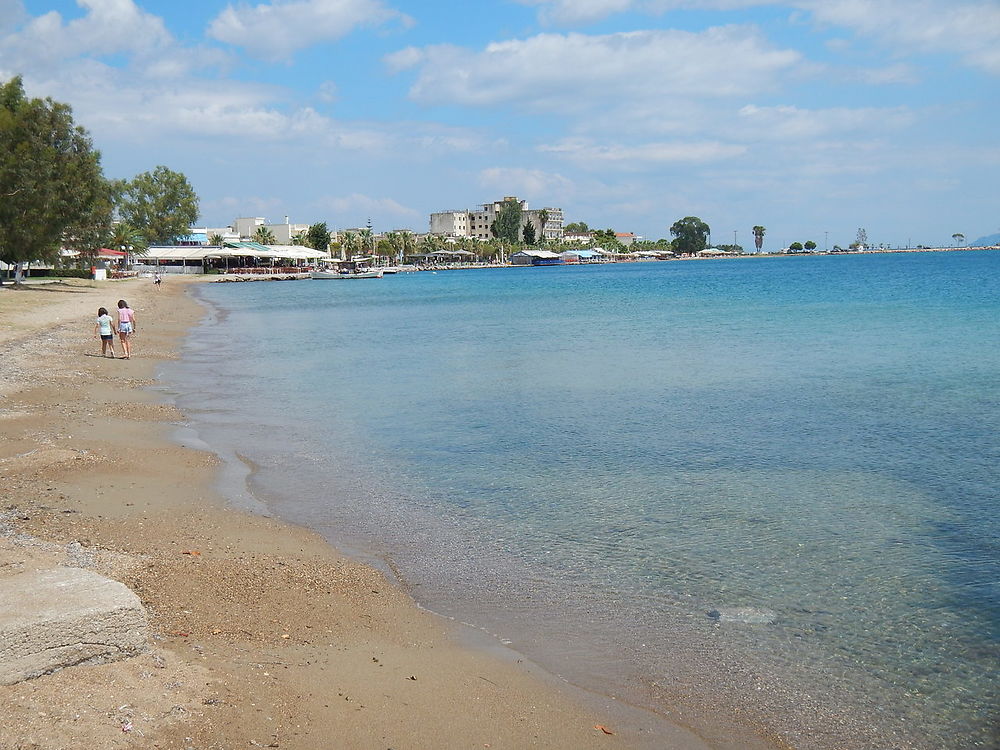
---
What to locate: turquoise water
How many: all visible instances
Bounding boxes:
[168,252,1000,748]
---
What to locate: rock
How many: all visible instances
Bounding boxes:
[0,566,148,684]
[707,606,777,624]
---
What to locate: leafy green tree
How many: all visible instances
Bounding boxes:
[804,240,817,251]
[670,217,711,255]
[63,177,118,265]
[253,226,276,245]
[789,241,804,252]
[118,165,199,245]
[590,228,623,253]
[522,220,536,245]
[306,222,330,251]
[952,233,965,246]
[490,198,522,244]
[564,221,589,234]
[752,225,766,252]
[0,76,106,282]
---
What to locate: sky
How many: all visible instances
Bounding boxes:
[1,0,998,249]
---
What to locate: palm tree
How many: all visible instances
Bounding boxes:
[341,231,360,259]
[253,226,276,245]
[358,227,375,259]
[400,231,415,263]
[752,225,766,253]
[291,231,308,247]
[537,209,549,245]
[208,233,225,246]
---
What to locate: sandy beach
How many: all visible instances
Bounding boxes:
[0,276,774,749]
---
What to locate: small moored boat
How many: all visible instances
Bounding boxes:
[310,268,383,279]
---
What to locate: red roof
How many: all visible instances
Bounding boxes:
[98,248,127,256]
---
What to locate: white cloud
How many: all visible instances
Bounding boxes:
[389,26,801,111]
[0,0,27,33]
[0,0,173,69]
[517,0,1000,75]
[518,0,763,25]
[478,167,576,198]
[851,63,918,86]
[799,0,1000,75]
[207,0,411,60]
[540,138,746,166]
[735,104,913,140]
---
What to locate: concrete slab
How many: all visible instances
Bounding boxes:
[0,566,148,685]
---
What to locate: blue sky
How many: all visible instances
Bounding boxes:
[2,0,998,248]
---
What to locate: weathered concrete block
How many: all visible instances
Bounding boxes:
[0,566,148,685]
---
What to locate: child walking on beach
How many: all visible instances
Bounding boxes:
[94,307,116,358]
[116,299,136,359]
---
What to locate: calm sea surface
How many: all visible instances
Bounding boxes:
[165,252,999,748]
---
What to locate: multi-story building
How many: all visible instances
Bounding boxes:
[233,216,310,244]
[430,197,563,241]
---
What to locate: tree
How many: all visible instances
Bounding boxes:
[0,76,107,283]
[253,226,276,245]
[591,228,623,253]
[63,177,118,265]
[400,230,415,261]
[522,220,536,245]
[291,231,307,246]
[490,198,522,244]
[419,235,439,255]
[108,221,146,255]
[209,233,225,246]
[358,227,375,258]
[670,216,711,255]
[341,231,360,259]
[537,209,549,244]
[856,228,868,249]
[117,165,199,245]
[804,240,817,251]
[789,241,804,252]
[952,233,965,246]
[752,225,766,253]
[564,221,589,234]
[306,222,329,251]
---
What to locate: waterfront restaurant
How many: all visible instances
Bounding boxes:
[135,243,330,274]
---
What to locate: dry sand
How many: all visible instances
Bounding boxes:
[0,275,770,749]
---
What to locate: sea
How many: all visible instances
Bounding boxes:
[162,250,1000,749]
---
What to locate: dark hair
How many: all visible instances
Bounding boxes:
[98,307,108,316]
[117,299,129,309]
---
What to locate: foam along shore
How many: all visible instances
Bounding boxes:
[0,277,773,749]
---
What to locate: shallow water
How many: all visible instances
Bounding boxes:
[165,252,1000,748]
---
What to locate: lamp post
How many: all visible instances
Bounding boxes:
[824,231,828,252]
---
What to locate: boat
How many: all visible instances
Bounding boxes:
[311,268,383,279]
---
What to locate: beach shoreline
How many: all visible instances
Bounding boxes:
[0,276,770,749]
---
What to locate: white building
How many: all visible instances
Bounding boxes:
[430,197,563,241]
[233,216,310,244]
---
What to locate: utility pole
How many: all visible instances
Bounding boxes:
[733,230,737,249]
[824,231,828,252]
